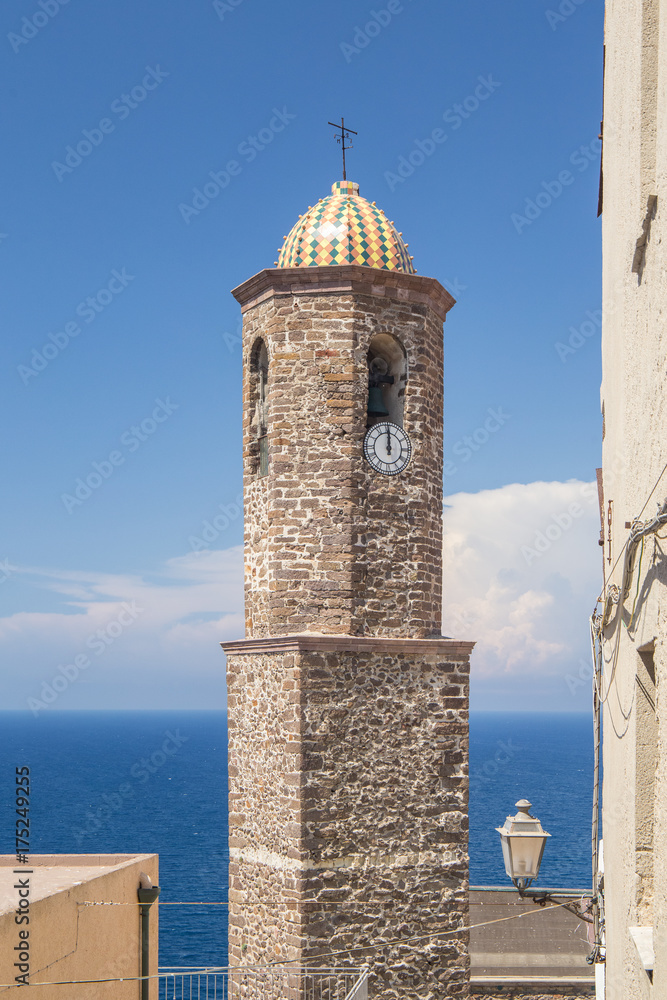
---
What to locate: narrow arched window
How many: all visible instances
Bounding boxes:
[250,340,269,477]
[366,334,407,428]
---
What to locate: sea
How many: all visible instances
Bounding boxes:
[1,710,593,968]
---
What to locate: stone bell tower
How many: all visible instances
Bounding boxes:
[222,180,473,999]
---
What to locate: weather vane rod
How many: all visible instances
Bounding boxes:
[328,117,357,181]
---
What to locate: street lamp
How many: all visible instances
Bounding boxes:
[496,798,550,892]
[495,798,595,927]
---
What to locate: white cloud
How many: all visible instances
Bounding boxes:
[0,548,244,710]
[0,481,603,710]
[443,480,601,696]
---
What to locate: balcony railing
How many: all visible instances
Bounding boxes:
[157,965,369,1000]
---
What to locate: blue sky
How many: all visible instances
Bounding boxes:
[1,0,604,711]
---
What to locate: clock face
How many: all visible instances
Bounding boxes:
[363,422,412,476]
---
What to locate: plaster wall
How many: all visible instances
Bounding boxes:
[601,1,667,998]
[0,853,158,998]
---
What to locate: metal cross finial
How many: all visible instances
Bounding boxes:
[328,117,357,181]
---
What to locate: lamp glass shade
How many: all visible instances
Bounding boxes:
[496,799,551,889]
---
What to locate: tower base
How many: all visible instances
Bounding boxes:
[223,634,473,999]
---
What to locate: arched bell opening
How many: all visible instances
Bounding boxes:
[249,338,269,477]
[366,334,407,428]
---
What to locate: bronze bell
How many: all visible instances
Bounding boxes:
[367,356,394,418]
[367,385,390,417]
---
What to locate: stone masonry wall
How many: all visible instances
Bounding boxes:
[472,991,593,999]
[237,268,451,639]
[225,636,472,999]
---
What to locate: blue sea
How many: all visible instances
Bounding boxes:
[1,710,593,967]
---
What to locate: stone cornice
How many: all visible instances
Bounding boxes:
[221,633,474,658]
[231,265,456,322]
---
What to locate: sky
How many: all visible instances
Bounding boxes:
[0,0,605,712]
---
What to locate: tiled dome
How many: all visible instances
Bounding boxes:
[277,181,415,273]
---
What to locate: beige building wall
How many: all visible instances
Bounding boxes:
[0,854,158,998]
[601,0,667,998]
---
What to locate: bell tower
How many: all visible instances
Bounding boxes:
[223,181,473,999]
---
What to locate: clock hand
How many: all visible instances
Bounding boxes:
[386,424,392,455]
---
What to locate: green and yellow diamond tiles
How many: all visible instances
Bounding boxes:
[277,181,415,274]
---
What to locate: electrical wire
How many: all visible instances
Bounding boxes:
[591,498,667,714]
[594,457,667,604]
[635,458,667,519]
[588,473,667,964]
[0,898,585,988]
[624,536,645,631]
[294,898,584,963]
[81,891,593,908]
